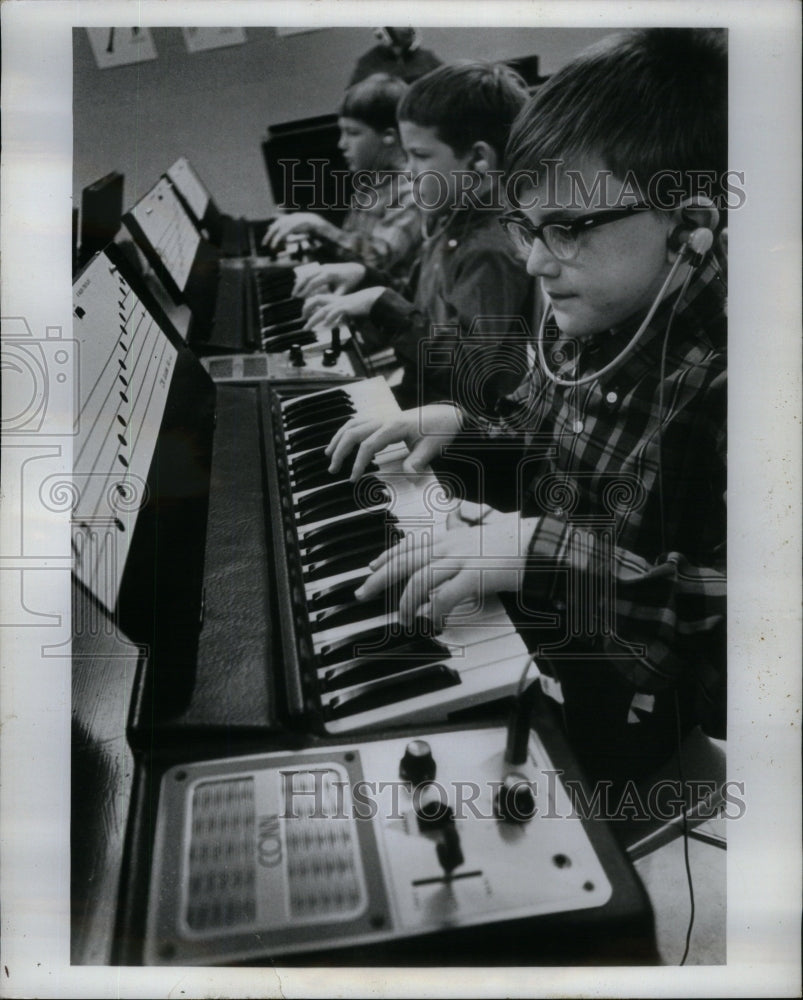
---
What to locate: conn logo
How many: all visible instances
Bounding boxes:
[256,814,283,868]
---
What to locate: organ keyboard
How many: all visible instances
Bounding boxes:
[71,247,531,739]
[267,377,533,734]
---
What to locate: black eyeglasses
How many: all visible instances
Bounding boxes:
[498,203,652,262]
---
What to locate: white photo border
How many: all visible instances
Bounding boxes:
[1,1,801,997]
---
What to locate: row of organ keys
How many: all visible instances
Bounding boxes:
[277,378,532,733]
[254,263,347,364]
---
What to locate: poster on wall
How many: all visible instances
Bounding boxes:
[275,27,325,36]
[182,27,247,53]
[86,26,157,68]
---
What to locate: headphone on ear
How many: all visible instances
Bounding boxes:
[667,196,721,265]
[374,27,419,51]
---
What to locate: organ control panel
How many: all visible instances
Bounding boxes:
[144,724,639,964]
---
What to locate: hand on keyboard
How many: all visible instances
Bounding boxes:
[293,262,367,298]
[353,512,541,628]
[326,403,464,480]
[302,287,385,330]
[262,211,337,251]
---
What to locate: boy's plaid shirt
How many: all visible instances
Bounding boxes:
[469,262,726,701]
[335,173,422,287]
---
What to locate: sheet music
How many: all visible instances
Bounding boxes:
[72,250,177,609]
[127,176,200,292]
[166,155,210,222]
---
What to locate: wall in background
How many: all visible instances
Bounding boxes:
[73,25,610,219]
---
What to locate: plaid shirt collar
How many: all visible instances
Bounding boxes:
[550,260,726,386]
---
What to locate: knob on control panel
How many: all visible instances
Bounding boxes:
[322,348,337,367]
[289,343,306,367]
[399,739,436,785]
[496,772,536,823]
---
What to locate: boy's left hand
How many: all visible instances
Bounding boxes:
[354,511,541,628]
[302,287,385,328]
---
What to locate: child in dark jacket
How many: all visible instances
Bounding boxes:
[300,62,538,413]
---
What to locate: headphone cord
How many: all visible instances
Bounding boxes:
[536,252,690,388]
[656,263,696,554]
[674,687,696,966]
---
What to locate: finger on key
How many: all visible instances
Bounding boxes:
[357,533,430,602]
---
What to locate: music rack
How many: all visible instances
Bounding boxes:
[72,246,216,707]
[165,155,276,259]
[72,246,179,610]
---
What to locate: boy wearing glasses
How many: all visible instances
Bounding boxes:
[326,29,728,788]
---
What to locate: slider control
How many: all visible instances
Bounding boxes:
[330,324,342,356]
[436,823,464,876]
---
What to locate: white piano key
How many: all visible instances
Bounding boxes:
[331,653,530,730]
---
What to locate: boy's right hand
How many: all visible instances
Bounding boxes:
[302,287,384,329]
[262,212,332,251]
[325,404,464,481]
[293,262,366,298]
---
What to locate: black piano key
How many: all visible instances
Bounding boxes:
[291,449,377,482]
[261,318,308,339]
[303,527,404,580]
[307,574,371,613]
[262,330,318,354]
[301,507,401,556]
[254,270,295,299]
[321,641,453,692]
[290,451,335,483]
[296,474,373,509]
[303,537,393,580]
[299,509,397,553]
[293,465,361,493]
[282,388,351,416]
[289,444,331,468]
[286,413,356,453]
[305,553,375,583]
[324,664,461,720]
[283,398,356,431]
[318,622,430,667]
[259,296,304,321]
[297,482,390,525]
[260,318,311,340]
[310,594,390,632]
[286,412,351,446]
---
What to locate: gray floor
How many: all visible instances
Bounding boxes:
[635,817,727,965]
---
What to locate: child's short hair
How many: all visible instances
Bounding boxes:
[397,61,530,159]
[506,29,727,209]
[339,73,409,133]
